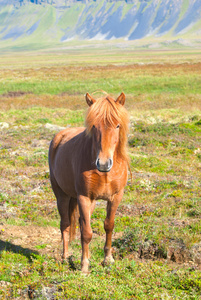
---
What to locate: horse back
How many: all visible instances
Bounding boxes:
[49,127,85,161]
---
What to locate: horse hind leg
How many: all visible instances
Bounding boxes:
[57,194,71,259]
[69,197,78,243]
[58,196,78,259]
[49,174,72,259]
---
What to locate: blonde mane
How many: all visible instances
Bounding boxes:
[85,95,129,164]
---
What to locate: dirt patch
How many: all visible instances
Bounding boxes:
[0,224,63,259]
[1,91,32,98]
[59,91,81,97]
[138,240,167,260]
[167,240,191,264]
[0,224,200,269]
[113,230,201,268]
[118,204,154,217]
[167,240,201,266]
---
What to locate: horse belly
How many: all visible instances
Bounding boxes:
[50,127,86,198]
[53,148,77,198]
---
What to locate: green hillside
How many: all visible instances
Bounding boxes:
[0,0,201,51]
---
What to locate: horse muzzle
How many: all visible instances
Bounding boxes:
[96,158,113,172]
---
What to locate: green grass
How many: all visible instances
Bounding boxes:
[0,68,201,96]
[0,249,200,299]
[0,107,84,126]
[0,50,201,299]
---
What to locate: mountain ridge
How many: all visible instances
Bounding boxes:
[0,0,201,51]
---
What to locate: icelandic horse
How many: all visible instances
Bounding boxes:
[48,92,129,273]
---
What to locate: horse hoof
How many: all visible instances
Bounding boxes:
[103,256,115,266]
[81,267,90,275]
[61,255,68,263]
[81,270,90,276]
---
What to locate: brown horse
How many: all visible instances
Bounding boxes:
[48,92,129,273]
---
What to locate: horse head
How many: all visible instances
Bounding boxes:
[85,92,128,172]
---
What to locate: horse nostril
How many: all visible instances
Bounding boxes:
[96,158,100,169]
[108,158,113,168]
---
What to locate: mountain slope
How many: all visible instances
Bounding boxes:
[0,0,201,50]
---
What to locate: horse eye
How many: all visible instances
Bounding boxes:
[116,124,120,129]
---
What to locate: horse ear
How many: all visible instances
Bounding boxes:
[86,93,96,106]
[116,92,125,106]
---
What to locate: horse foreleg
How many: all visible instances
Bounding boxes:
[104,190,123,264]
[90,200,96,215]
[78,195,93,274]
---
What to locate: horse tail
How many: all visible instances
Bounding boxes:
[69,197,79,242]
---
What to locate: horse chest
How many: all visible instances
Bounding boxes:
[92,181,118,201]
[82,168,127,201]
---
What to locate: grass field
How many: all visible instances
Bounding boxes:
[0,49,201,299]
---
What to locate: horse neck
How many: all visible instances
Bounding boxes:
[82,130,94,158]
[113,145,123,164]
